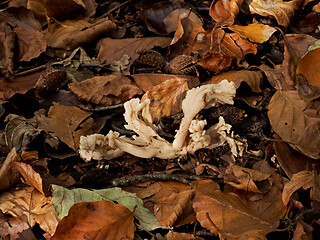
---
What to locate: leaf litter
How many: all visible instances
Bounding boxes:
[0,0,320,239]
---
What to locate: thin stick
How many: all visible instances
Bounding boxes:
[14,65,46,77]
[113,173,207,187]
[76,103,124,112]
[98,0,134,19]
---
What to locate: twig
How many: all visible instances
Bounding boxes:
[113,173,206,187]
[14,65,46,77]
[75,103,124,112]
[98,0,134,19]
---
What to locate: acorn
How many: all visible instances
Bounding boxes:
[34,69,67,98]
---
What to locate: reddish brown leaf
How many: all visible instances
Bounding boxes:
[197,51,236,73]
[2,30,15,75]
[69,74,143,106]
[14,27,46,61]
[37,102,94,150]
[97,37,171,67]
[45,0,85,18]
[27,0,46,20]
[45,18,117,50]
[154,189,196,227]
[0,148,20,191]
[209,0,243,26]
[0,217,35,240]
[268,90,320,158]
[51,201,134,240]
[0,186,58,236]
[141,75,200,119]
[165,232,205,240]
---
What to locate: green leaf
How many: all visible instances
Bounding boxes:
[51,185,165,231]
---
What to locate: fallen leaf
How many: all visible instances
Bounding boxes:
[27,0,46,20]
[0,186,58,236]
[242,0,302,27]
[228,23,277,43]
[193,190,276,238]
[141,75,200,119]
[97,37,171,67]
[12,162,44,195]
[0,217,36,240]
[197,51,236,73]
[154,189,196,227]
[0,148,20,191]
[268,90,320,158]
[45,18,117,50]
[224,164,271,193]
[296,48,320,90]
[69,74,143,106]
[14,27,46,61]
[37,103,94,150]
[51,185,164,231]
[5,7,42,31]
[44,0,86,18]
[2,30,15,75]
[282,170,320,205]
[209,0,244,26]
[143,0,184,34]
[165,232,205,240]
[51,200,134,240]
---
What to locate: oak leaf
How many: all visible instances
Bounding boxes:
[51,200,134,240]
[228,23,277,43]
[37,103,94,150]
[209,0,244,26]
[69,74,143,106]
[242,0,302,27]
[0,186,58,236]
[141,75,200,119]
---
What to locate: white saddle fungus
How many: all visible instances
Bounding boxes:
[79,80,241,162]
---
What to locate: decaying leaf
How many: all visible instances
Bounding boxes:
[165,232,205,240]
[242,0,302,27]
[37,103,94,150]
[228,23,277,43]
[79,80,239,161]
[268,90,320,158]
[69,74,143,106]
[51,200,134,240]
[154,189,196,227]
[97,37,171,67]
[282,170,320,205]
[2,30,15,75]
[0,217,36,240]
[197,51,236,73]
[45,18,117,50]
[0,186,58,236]
[0,148,20,191]
[44,0,86,18]
[141,75,200,119]
[51,185,164,231]
[209,0,244,26]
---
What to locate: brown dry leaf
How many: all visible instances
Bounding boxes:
[69,74,143,106]
[5,7,42,31]
[242,0,302,27]
[51,200,134,240]
[154,189,196,227]
[292,221,313,240]
[45,18,117,50]
[37,102,94,150]
[209,0,243,26]
[193,190,276,239]
[197,51,236,73]
[141,75,200,119]
[228,23,277,43]
[27,0,46,20]
[273,135,320,179]
[143,0,184,35]
[206,70,263,93]
[44,0,86,18]
[282,170,320,205]
[268,90,320,159]
[12,162,44,195]
[2,30,15,75]
[0,186,58,236]
[224,164,272,193]
[0,217,36,240]
[97,37,171,67]
[14,27,46,61]
[0,148,20,191]
[165,232,205,240]
[0,70,45,100]
[296,48,320,90]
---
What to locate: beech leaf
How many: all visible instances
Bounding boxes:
[51,185,164,231]
[0,148,20,191]
[209,0,244,26]
[51,200,134,240]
